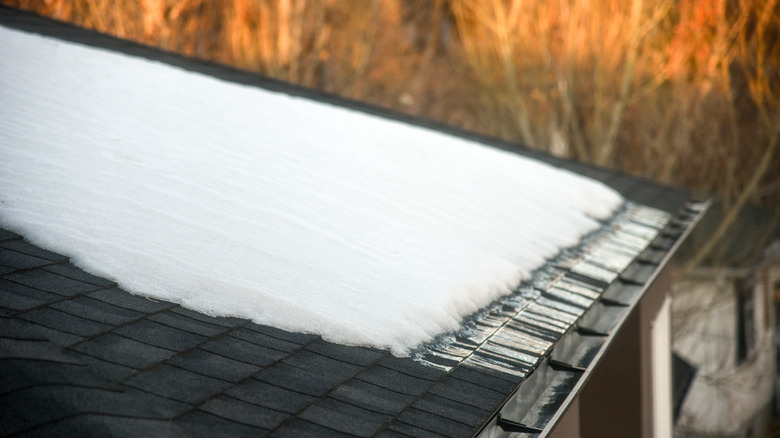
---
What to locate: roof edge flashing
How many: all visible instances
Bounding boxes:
[534,199,711,438]
[473,200,710,438]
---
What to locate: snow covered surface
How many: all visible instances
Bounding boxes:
[0,25,623,355]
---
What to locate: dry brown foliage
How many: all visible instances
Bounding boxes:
[4,0,780,248]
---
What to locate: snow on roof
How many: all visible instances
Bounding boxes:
[0,26,623,355]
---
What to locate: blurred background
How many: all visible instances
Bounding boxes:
[3,1,779,436]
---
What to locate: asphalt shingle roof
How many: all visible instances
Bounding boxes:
[0,240,505,437]
[5,225,545,437]
[0,6,706,437]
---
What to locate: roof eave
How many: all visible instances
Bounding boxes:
[473,199,711,438]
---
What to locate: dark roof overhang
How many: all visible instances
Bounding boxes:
[469,201,709,437]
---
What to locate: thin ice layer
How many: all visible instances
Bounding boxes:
[0,26,623,355]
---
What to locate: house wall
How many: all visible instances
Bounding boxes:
[651,296,673,438]
[672,262,779,438]
[579,303,643,437]
[642,269,674,438]
[548,397,580,438]
[558,267,674,438]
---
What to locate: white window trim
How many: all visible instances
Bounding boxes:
[652,296,673,438]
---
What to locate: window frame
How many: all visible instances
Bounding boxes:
[735,275,756,365]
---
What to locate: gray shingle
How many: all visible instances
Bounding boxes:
[396,408,475,438]
[305,338,386,366]
[244,322,318,345]
[0,337,82,364]
[114,319,207,351]
[21,415,187,438]
[123,364,231,404]
[179,410,267,438]
[0,229,20,242]
[69,333,175,369]
[299,397,392,436]
[329,379,415,416]
[448,365,517,394]
[387,421,448,438]
[1,239,67,262]
[0,246,57,271]
[229,326,301,352]
[255,362,350,397]
[357,365,432,397]
[0,385,188,435]
[4,269,102,296]
[270,418,349,438]
[167,347,261,382]
[44,263,117,287]
[283,349,363,382]
[375,429,416,438]
[200,335,288,367]
[428,376,506,409]
[199,394,288,430]
[88,288,174,313]
[0,317,50,341]
[19,307,112,337]
[69,353,137,381]
[9,321,85,347]
[225,378,316,414]
[0,359,113,396]
[148,310,229,337]
[0,278,62,311]
[376,356,447,381]
[171,306,245,328]
[51,296,144,325]
[412,393,492,428]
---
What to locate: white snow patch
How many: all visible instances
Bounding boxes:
[0,26,623,355]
